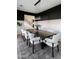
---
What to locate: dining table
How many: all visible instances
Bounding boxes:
[26,29,56,49]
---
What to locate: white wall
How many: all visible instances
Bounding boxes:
[37,19,61,33]
[17,19,61,34]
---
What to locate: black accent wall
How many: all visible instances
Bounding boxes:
[17,10,36,20]
[17,10,24,20]
[36,4,61,20]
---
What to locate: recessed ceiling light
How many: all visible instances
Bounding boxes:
[19,5,23,7]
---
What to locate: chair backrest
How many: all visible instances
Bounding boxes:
[21,29,25,34]
[28,32,34,39]
[25,31,28,39]
[52,33,61,43]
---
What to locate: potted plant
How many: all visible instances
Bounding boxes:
[17,22,22,26]
[34,24,41,30]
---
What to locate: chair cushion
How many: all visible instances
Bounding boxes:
[28,32,35,39]
[52,33,61,43]
[21,29,26,36]
[30,40,40,44]
[30,37,40,44]
[25,32,28,39]
[43,40,58,47]
[43,33,61,47]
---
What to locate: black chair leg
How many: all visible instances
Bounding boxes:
[32,41,34,54]
[24,37,26,42]
[26,39,28,45]
[41,40,44,49]
[52,43,54,57]
[21,33,24,41]
[57,45,59,52]
[29,39,31,47]
[21,33,25,42]
[26,36,29,46]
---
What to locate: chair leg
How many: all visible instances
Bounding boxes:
[41,40,44,49]
[29,39,31,47]
[39,40,41,46]
[26,39,28,45]
[21,33,25,42]
[57,45,59,52]
[22,35,26,42]
[24,37,26,42]
[22,36,25,41]
[32,41,34,54]
[52,43,54,57]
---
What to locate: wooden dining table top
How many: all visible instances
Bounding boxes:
[26,29,56,39]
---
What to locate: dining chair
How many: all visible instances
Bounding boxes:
[24,31,29,45]
[21,29,26,41]
[43,33,61,57]
[28,32,41,54]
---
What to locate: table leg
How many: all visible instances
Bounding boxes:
[41,40,46,49]
[41,42,44,49]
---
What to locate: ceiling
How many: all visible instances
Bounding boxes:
[17,0,61,14]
